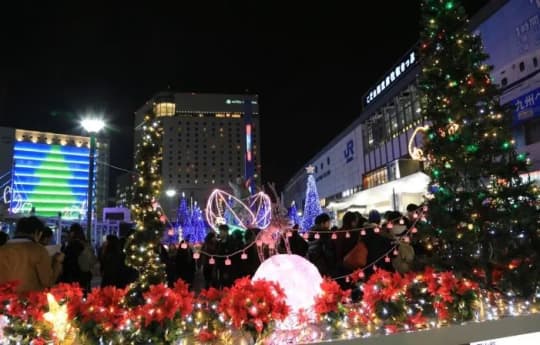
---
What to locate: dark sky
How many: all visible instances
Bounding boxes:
[0,1,489,192]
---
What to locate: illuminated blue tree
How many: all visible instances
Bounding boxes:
[177,195,192,241]
[288,201,302,227]
[223,197,236,226]
[189,203,207,243]
[302,166,322,231]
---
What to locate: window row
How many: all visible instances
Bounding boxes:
[362,85,422,150]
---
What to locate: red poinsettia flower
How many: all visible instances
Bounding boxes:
[422,267,439,295]
[30,337,47,345]
[25,291,48,321]
[173,279,195,317]
[197,329,217,343]
[380,284,401,302]
[455,279,478,295]
[408,312,427,329]
[314,278,350,316]
[439,271,458,290]
[199,287,222,302]
[219,277,289,334]
[434,301,449,321]
[0,281,19,296]
[385,324,399,334]
[0,281,19,315]
[347,309,368,326]
[491,268,503,284]
[138,283,182,326]
[82,286,129,331]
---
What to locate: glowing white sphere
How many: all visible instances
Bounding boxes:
[252,254,322,314]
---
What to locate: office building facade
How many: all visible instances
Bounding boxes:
[134,92,261,220]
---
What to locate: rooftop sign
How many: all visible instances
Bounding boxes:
[365,51,417,106]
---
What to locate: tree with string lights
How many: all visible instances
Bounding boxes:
[302,165,323,232]
[189,203,207,243]
[288,201,302,228]
[417,0,540,297]
[177,194,192,241]
[125,112,167,304]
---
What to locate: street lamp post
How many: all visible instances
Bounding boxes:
[165,188,177,222]
[81,118,105,244]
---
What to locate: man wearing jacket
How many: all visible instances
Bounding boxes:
[0,217,63,293]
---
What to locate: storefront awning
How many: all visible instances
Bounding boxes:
[327,171,430,212]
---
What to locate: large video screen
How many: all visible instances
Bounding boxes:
[11,141,90,219]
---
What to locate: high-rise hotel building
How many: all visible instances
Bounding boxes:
[134,92,261,220]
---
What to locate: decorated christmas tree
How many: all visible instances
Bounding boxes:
[302,165,323,231]
[189,202,207,243]
[125,112,166,303]
[417,0,540,296]
[288,201,302,227]
[177,194,192,241]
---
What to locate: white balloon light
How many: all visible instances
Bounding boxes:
[252,254,323,329]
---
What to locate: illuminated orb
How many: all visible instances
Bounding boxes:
[252,254,322,327]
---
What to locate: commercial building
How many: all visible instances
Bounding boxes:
[114,172,134,208]
[284,0,540,219]
[0,126,109,221]
[134,92,261,220]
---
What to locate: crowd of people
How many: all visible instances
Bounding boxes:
[162,203,419,295]
[0,204,419,297]
[0,217,137,293]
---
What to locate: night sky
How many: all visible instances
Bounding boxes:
[0,1,488,192]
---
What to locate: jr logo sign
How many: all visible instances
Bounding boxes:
[344,140,354,163]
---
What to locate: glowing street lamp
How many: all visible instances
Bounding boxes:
[81,117,105,244]
[165,189,177,198]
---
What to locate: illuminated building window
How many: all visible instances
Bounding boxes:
[362,167,389,189]
[154,102,176,117]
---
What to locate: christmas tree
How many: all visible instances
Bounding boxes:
[189,202,207,243]
[125,113,166,303]
[302,166,323,231]
[177,194,192,241]
[288,201,302,227]
[418,0,540,297]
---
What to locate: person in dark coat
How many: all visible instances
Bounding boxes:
[100,235,126,288]
[0,232,8,246]
[216,224,236,287]
[201,232,218,288]
[288,224,308,257]
[176,238,196,287]
[60,224,96,293]
[307,213,337,277]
